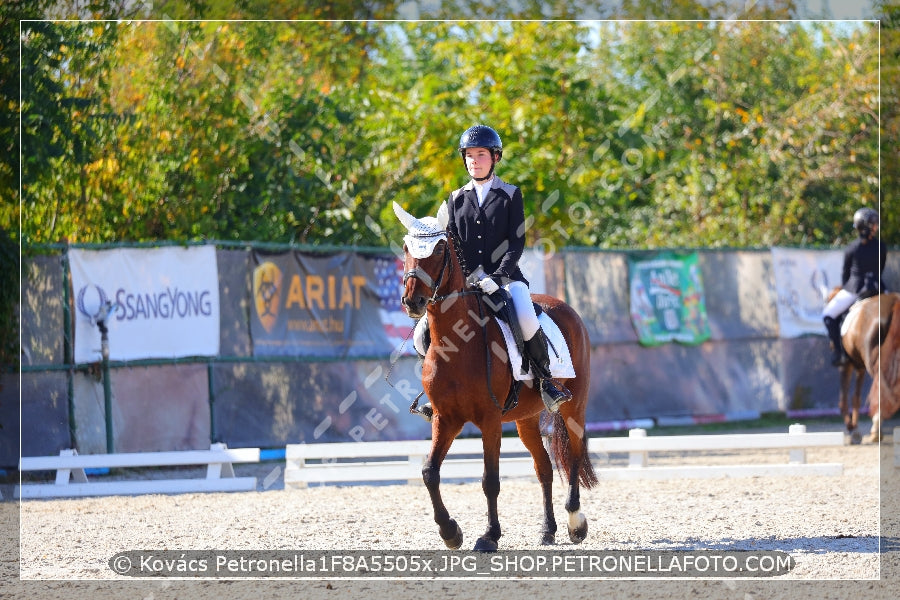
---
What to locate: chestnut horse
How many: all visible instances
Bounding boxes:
[394,203,597,552]
[826,289,900,443]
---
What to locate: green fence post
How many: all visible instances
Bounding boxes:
[62,251,77,447]
[98,318,114,453]
[208,361,216,443]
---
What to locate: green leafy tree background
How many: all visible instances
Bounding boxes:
[1,0,895,370]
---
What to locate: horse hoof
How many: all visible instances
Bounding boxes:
[850,431,862,445]
[568,512,588,544]
[539,532,555,546]
[473,536,498,553]
[442,520,463,550]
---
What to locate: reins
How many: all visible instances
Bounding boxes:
[386,235,506,414]
[472,291,504,412]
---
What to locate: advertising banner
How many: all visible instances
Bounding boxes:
[69,246,220,363]
[368,254,417,356]
[250,251,400,357]
[627,252,711,346]
[771,247,843,338]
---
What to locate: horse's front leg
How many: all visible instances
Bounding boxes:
[423,415,465,549]
[839,365,851,431]
[473,418,503,553]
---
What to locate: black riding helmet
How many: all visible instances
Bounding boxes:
[458,124,503,158]
[458,125,502,181]
[853,207,879,238]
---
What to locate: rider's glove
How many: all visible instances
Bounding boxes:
[478,277,500,295]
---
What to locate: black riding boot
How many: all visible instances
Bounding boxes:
[823,316,847,366]
[524,329,571,413]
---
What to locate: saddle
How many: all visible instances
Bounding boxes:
[839,290,886,337]
[481,289,526,413]
[411,287,536,415]
[836,279,885,328]
[480,288,545,372]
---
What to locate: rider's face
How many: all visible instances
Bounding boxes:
[464,147,495,179]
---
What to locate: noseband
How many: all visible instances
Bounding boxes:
[403,241,453,304]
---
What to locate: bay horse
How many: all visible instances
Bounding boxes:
[394,202,597,552]
[826,288,900,443]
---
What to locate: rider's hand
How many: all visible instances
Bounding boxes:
[478,277,500,295]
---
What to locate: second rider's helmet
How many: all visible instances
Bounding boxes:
[853,207,879,238]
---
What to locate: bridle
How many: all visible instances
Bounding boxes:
[398,234,508,414]
[403,239,456,305]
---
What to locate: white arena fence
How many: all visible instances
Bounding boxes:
[15,425,876,498]
[16,443,260,499]
[284,424,845,489]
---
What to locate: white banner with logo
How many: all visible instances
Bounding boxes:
[771,247,843,338]
[70,246,220,362]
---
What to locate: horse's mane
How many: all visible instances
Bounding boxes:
[446,228,472,279]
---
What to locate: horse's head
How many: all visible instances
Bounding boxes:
[393,202,453,319]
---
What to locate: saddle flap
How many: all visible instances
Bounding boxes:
[496,314,576,382]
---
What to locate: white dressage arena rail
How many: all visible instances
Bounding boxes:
[16,443,260,499]
[284,424,845,489]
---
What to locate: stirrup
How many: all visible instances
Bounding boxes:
[540,379,571,413]
[409,391,433,423]
[410,401,433,423]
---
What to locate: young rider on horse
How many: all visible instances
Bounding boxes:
[822,207,887,366]
[444,124,570,413]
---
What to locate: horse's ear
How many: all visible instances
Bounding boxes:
[437,202,449,229]
[393,202,417,230]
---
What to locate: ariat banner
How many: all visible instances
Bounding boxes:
[627,252,710,346]
[250,251,395,357]
[69,246,220,363]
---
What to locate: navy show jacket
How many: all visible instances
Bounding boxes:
[841,237,887,294]
[445,176,527,285]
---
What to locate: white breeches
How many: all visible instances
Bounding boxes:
[822,289,858,319]
[505,281,539,341]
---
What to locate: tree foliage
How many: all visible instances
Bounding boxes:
[877,0,900,242]
[11,1,888,252]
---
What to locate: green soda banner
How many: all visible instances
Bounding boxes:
[627,252,711,346]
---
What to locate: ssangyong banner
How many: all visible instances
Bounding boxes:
[250,251,396,358]
[771,247,843,338]
[69,246,220,363]
[627,251,711,346]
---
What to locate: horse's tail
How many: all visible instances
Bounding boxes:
[873,298,900,420]
[549,412,599,490]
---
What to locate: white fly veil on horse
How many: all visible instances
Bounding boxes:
[393,202,448,258]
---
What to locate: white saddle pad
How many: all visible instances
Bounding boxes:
[496,313,576,382]
[841,302,862,337]
[412,312,576,382]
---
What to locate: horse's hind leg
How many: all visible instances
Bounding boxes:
[557,406,590,544]
[423,416,465,549]
[516,415,557,545]
[850,367,864,444]
[867,412,882,443]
